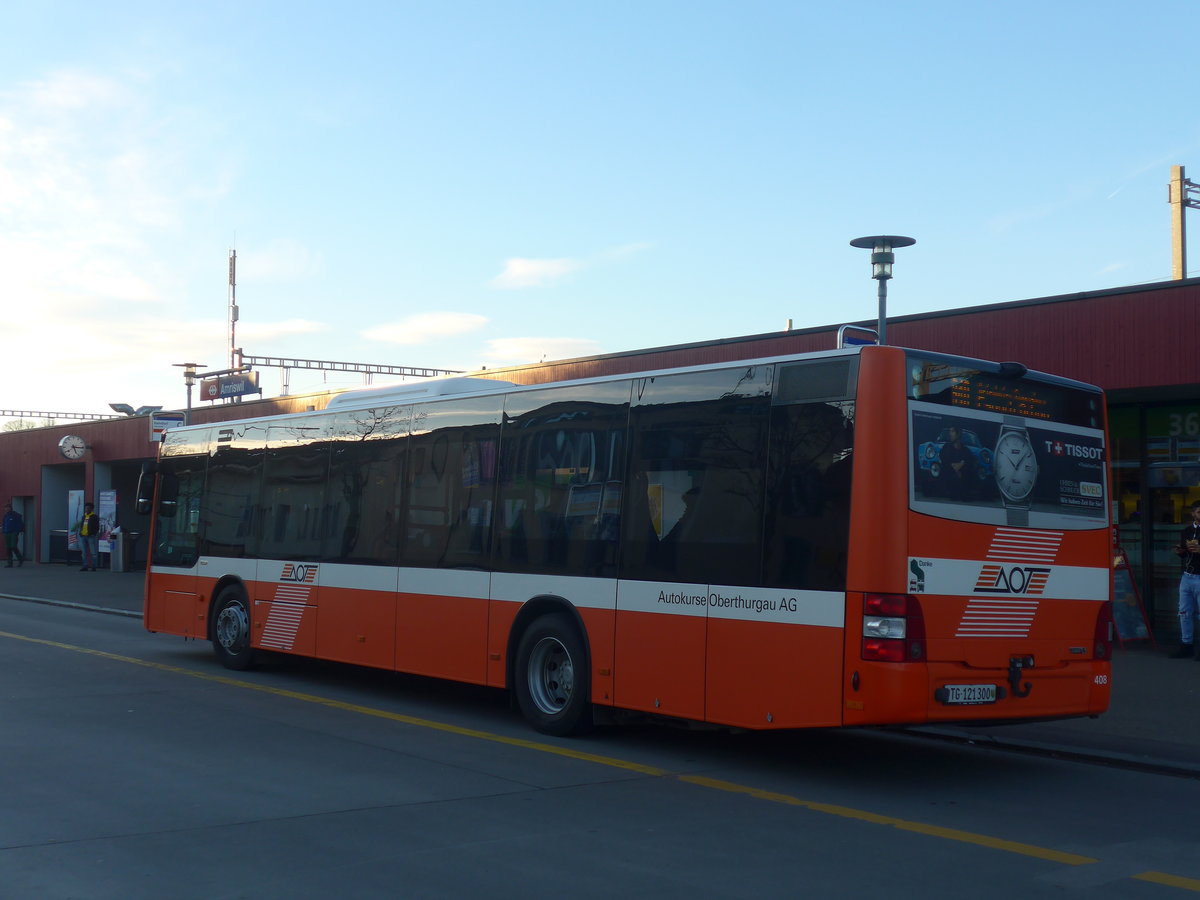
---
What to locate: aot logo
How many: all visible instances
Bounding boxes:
[974,564,1051,595]
[281,563,318,584]
[1045,440,1103,460]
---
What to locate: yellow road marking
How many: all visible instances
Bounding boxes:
[7,628,1200,891]
[1136,872,1200,891]
[0,631,667,776]
[680,775,1095,865]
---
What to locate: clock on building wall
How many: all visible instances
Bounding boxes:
[58,434,88,460]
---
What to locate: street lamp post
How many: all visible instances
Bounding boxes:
[172,363,207,425]
[849,235,916,346]
[108,403,164,417]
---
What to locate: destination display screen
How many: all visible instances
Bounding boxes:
[908,356,1103,429]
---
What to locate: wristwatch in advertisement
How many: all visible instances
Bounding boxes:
[994,419,1037,521]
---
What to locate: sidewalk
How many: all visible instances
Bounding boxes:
[1,561,1196,775]
[0,559,144,618]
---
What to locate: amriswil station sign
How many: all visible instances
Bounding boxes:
[200,372,261,400]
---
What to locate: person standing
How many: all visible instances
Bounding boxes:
[2,504,23,567]
[1170,499,1200,658]
[78,501,100,572]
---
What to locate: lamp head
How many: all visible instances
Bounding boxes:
[850,235,916,280]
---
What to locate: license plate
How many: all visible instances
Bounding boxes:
[941,683,997,705]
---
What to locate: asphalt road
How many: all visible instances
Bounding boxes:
[3,599,1200,899]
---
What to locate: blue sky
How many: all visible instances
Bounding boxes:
[2,1,1197,419]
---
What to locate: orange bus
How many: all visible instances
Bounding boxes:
[138,344,1113,734]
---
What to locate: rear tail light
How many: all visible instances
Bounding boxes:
[1094,601,1114,660]
[862,593,926,662]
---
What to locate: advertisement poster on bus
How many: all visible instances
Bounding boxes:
[909,406,1106,528]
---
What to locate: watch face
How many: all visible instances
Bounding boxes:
[994,430,1037,503]
[59,435,86,460]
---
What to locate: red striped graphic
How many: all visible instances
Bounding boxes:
[986,528,1063,563]
[955,598,1039,637]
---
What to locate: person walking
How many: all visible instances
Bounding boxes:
[2,504,23,567]
[1170,499,1200,658]
[78,502,100,571]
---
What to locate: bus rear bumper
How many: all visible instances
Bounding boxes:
[843,659,1112,726]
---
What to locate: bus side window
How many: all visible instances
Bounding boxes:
[201,423,266,560]
[151,461,205,568]
[621,367,771,585]
[159,471,180,516]
[495,383,631,578]
[261,418,330,562]
[321,406,409,565]
[403,435,453,565]
[400,396,502,570]
[762,401,854,590]
[495,430,532,566]
[440,433,499,568]
[135,461,157,515]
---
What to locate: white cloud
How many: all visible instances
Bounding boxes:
[490,243,651,289]
[483,336,603,365]
[7,311,231,413]
[0,64,235,413]
[491,257,581,289]
[0,70,147,222]
[0,67,206,315]
[362,312,488,345]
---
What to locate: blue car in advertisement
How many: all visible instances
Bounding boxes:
[917,427,993,487]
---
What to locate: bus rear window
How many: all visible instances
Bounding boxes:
[907,354,1107,529]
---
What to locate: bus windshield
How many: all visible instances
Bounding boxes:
[907,354,1107,529]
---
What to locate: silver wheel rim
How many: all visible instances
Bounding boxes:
[216,601,249,655]
[527,635,574,716]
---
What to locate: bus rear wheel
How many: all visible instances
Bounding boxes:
[212,585,256,671]
[515,613,592,736]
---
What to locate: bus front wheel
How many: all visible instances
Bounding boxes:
[212,586,256,671]
[515,613,592,736]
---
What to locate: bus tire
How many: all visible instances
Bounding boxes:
[514,613,592,736]
[212,585,256,671]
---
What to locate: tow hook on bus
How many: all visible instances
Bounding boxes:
[1007,656,1034,698]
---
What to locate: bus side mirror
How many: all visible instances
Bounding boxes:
[158,473,179,518]
[135,461,157,516]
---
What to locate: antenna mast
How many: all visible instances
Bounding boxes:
[228,249,238,368]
